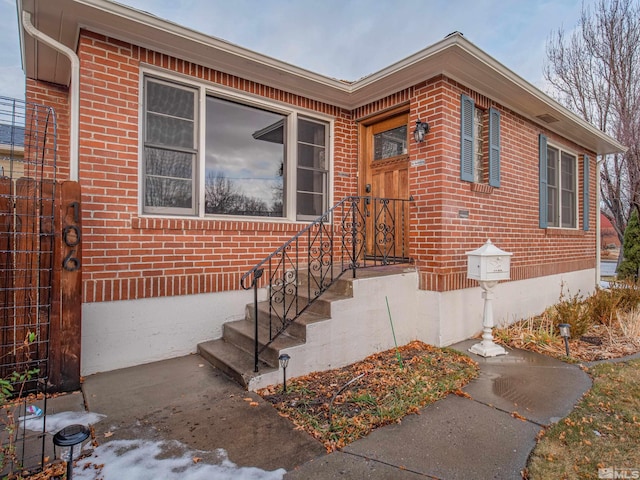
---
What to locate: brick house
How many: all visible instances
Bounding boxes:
[18,0,623,387]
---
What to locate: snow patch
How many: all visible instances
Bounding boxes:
[22,411,106,434]
[74,439,286,480]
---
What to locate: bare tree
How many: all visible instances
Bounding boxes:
[544,0,640,246]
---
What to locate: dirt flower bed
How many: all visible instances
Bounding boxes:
[493,284,640,362]
[494,320,640,362]
[257,341,478,452]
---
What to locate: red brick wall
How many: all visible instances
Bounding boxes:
[408,78,596,291]
[26,31,596,302]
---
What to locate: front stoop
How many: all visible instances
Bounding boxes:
[197,270,354,390]
[197,264,417,391]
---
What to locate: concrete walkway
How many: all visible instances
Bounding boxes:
[46,338,593,479]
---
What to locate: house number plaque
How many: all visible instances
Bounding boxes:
[62,201,81,271]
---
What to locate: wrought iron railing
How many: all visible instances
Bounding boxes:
[241,196,412,372]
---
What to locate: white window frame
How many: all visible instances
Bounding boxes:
[547,143,578,229]
[138,67,334,222]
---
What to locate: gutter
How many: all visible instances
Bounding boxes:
[596,156,605,286]
[21,10,80,181]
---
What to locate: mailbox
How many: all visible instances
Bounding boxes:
[466,239,512,282]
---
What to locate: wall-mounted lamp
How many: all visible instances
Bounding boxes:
[413,120,430,143]
[558,323,571,356]
[279,353,291,393]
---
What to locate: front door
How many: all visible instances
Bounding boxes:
[360,112,410,260]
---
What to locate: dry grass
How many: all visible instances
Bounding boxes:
[617,307,640,340]
[526,359,640,479]
[494,316,640,362]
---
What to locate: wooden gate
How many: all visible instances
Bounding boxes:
[0,178,82,393]
[0,96,81,474]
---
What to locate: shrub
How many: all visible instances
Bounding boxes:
[586,287,621,325]
[549,287,593,338]
[618,209,640,280]
[611,281,640,313]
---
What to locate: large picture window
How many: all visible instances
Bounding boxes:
[142,75,330,219]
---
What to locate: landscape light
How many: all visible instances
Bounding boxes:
[279,353,291,393]
[53,424,90,480]
[558,323,571,356]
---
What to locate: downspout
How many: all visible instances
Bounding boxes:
[21,11,80,181]
[595,156,605,286]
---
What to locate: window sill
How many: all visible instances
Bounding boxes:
[470,183,494,194]
[544,227,585,237]
[132,216,308,232]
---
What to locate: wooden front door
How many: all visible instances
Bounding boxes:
[360,112,410,260]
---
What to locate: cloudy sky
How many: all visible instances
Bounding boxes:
[0,0,589,101]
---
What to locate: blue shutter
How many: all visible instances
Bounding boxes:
[460,94,474,182]
[539,134,548,228]
[583,154,590,231]
[488,107,500,187]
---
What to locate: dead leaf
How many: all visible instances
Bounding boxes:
[511,411,527,421]
[453,389,471,399]
[243,397,253,402]
[104,431,114,438]
[249,401,259,407]
[193,457,202,463]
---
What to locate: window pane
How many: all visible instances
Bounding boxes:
[562,191,575,228]
[297,192,324,217]
[297,168,326,193]
[561,152,576,228]
[145,147,193,178]
[147,80,194,119]
[145,177,192,209]
[546,147,559,227]
[298,144,326,169]
[473,107,484,183]
[205,96,285,217]
[374,126,407,160]
[144,148,194,210]
[298,119,325,146]
[146,113,195,149]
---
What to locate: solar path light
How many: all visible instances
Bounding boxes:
[558,323,571,356]
[279,353,290,393]
[53,424,90,480]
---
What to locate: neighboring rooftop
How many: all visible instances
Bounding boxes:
[0,123,25,147]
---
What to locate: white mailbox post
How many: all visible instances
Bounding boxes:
[466,239,512,357]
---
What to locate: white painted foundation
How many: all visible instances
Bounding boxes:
[81,289,255,375]
[81,268,596,382]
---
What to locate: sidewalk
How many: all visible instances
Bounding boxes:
[46,338,592,479]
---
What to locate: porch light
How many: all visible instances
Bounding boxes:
[279,353,290,393]
[53,424,90,480]
[413,120,430,143]
[558,323,571,356]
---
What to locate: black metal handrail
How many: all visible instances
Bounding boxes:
[241,196,412,372]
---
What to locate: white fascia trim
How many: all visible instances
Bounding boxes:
[76,0,352,92]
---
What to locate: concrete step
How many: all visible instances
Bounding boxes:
[296,269,353,297]
[223,319,305,367]
[199,263,412,390]
[197,338,276,389]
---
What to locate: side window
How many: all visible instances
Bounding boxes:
[460,94,500,187]
[143,77,198,215]
[538,134,579,229]
[297,118,328,220]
